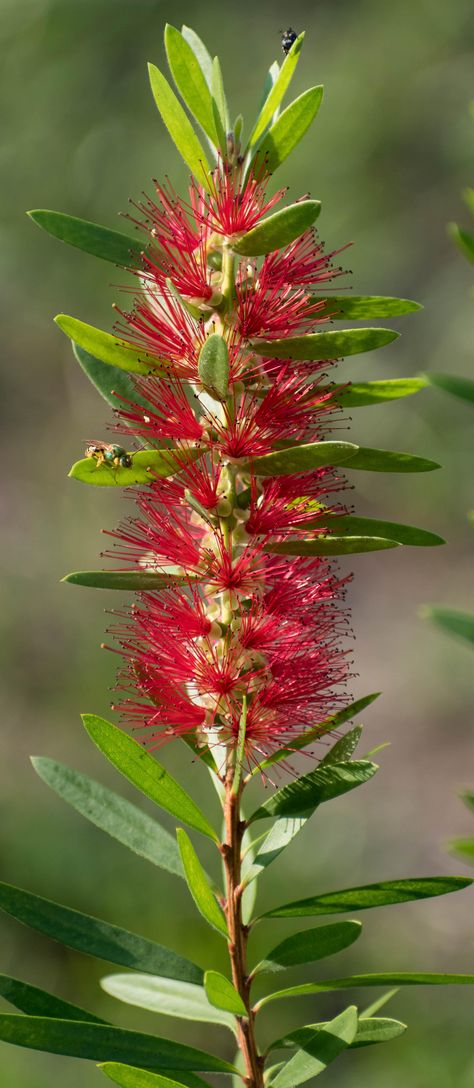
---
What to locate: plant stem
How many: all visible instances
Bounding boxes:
[222,775,264,1088]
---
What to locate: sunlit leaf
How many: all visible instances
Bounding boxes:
[334,377,427,407]
[82,715,218,842]
[254,921,362,975]
[204,971,246,1016]
[252,327,398,360]
[148,64,211,191]
[0,882,202,983]
[256,972,474,1009]
[181,26,213,88]
[0,973,105,1024]
[244,439,358,476]
[62,571,200,591]
[316,295,421,319]
[249,760,377,823]
[0,1015,236,1073]
[271,1006,358,1087]
[344,446,439,473]
[164,25,218,144]
[261,876,472,919]
[233,201,321,257]
[177,830,228,937]
[447,838,474,865]
[31,757,183,877]
[249,33,305,146]
[314,514,444,547]
[270,1015,406,1052]
[28,210,143,267]
[100,1066,209,1088]
[265,536,399,557]
[101,974,235,1032]
[69,447,202,487]
[55,316,162,375]
[255,87,324,173]
[319,726,363,767]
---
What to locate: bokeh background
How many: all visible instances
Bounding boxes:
[1,0,473,1085]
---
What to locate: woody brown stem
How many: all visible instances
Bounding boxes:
[222,773,264,1088]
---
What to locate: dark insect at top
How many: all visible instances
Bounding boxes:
[281,27,298,55]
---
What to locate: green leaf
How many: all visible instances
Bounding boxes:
[101,1067,209,1088]
[69,447,202,487]
[334,377,427,407]
[361,988,399,1017]
[0,973,105,1024]
[204,971,246,1016]
[72,344,152,417]
[233,201,321,257]
[164,25,218,145]
[315,514,444,547]
[316,295,422,319]
[254,921,362,975]
[247,819,308,880]
[343,446,440,473]
[101,974,235,1032]
[447,838,474,864]
[271,1006,358,1087]
[62,571,200,591]
[28,210,143,267]
[421,606,474,646]
[270,1016,406,1053]
[448,222,474,264]
[243,440,359,477]
[249,33,305,146]
[422,371,474,405]
[257,973,474,1009]
[82,715,218,842]
[0,1015,236,1073]
[211,56,229,154]
[261,876,473,919]
[252,327,398,360]
[55,316,162,375]
[461,791,474,814]
[0,882,202,983]
[255,87,324,174]
[251,693,380,776]
[147,64,211,192]
[31,757,183,878]
[265,536,399,557]
[181,26,213,88]
[198,334,229,401]
[249,760,377,823]
[176,829,228,937]
[319,726,363,767]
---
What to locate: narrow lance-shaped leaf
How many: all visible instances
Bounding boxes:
[181,25,213,88]
[204,971,246,1016]
[100,974,236,1032]
[249,32,305,146]
[447,838,474,864]
[233,201,321,257]
[177,829,228,937]
[82,715,218,842]
[28,210,144,268]
[255,87,324,174]
[198,334,229,401]
[55,316,163,375]
[311,514,445,548]
[334,377,427,408]
[319,726,363,767]
[164,25,218,144]
[101,1064,211,1088]
[0,973,106,1024]
[69,446,203,487]
[252,327,399,360]
[316,295,422,319]
[250,692,380,776]
[270,1016,407,1053]
[260,876,472,919]
[272,1006,358,1088]
[62,571,201,592]
[256,972,474,1010]
[73,344,152,417]
[243,440,359,477]
[0,882,203,983]
[0,1015,236,1073]
[211,56,229,156]
[420,606,474,647]
[31,757,184,878]
[253,920,362,975]
[249,760,377,823]
[265,536,399,557]
[422,371,474,405]
[448,222,474,264]
[147,64,211,192]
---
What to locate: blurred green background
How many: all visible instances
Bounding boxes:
[1,0,473,1085]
